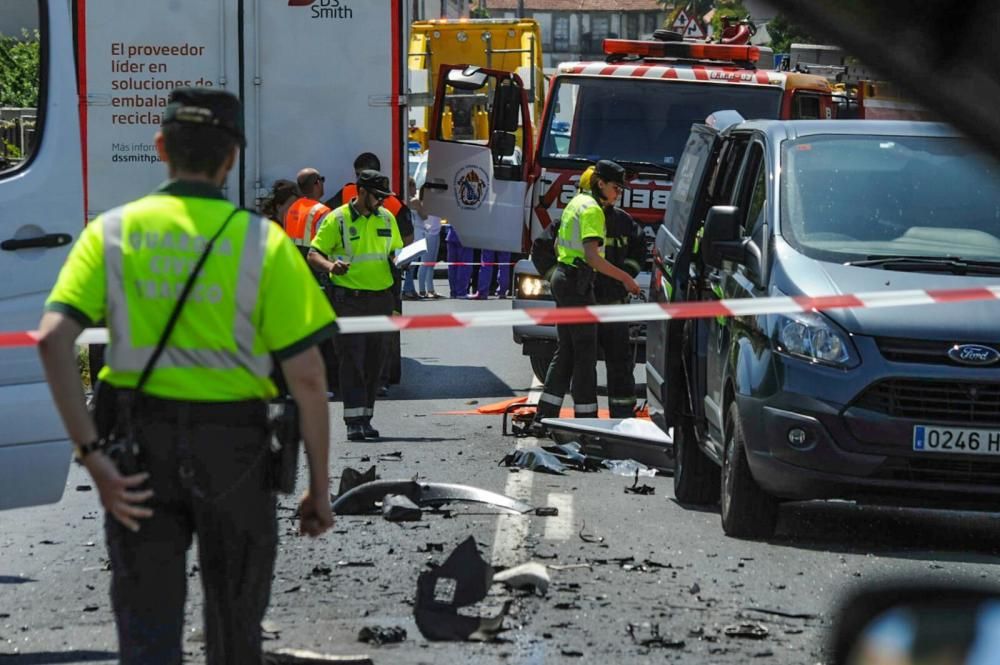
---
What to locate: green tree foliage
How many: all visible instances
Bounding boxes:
[766,13,816,54]
[0,30,40,108]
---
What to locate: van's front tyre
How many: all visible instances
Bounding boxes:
[720,402,778,539]
[673,414,720,505]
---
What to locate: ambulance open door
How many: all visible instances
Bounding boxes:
[423,65,533,253]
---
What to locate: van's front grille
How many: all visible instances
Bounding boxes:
[854,379,1000,424]
[874,457,1000,487]
[877,337,1000,366]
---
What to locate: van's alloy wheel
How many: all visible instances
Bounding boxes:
[720,402,779,539]
[673,413,720,504]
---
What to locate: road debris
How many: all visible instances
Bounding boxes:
[414,537,509,642]
[336,466,378,497]
[357,625,407,645]
[535,506,559,517]
[264,649,373,664]
[382,494,422,522]
[627,622,685,650]
[578,523,605,544]
[501,447,567,474]
[743,607,818,620]
[493,562,549,596]
[332,480,533,515]
[624,470,656,495]
[723,622,770,639]
[603,459,657,477]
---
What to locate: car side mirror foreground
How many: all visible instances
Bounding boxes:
[830,580,1000,665]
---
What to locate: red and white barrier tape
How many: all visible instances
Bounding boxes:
[400,261,517,267]
[4,285,999,346]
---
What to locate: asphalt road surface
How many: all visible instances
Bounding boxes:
[3,287,1000,664]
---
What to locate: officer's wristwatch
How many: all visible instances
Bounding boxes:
[73,439,102,466]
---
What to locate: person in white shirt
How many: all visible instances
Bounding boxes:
[411,184,443,298]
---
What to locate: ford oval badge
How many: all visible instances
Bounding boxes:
[948,344,1000,366]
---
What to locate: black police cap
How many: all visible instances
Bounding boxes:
[162,87,245,146]
[356,169,395,198]
[594,159,626,186]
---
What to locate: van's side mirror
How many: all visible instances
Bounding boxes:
[491,130,516,158]
[701,206,743,269]
[493,81,521,133]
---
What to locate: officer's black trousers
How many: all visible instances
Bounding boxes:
[331,288,394,425]
[104,398,275,665]
[598,319,637,418]
[536,264,599,420]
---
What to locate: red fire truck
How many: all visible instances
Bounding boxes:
[423,34,835,379]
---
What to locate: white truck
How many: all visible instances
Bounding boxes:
[0,0,408,509]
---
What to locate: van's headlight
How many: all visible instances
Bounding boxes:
[772,312,857,367]
[517,275,552,299]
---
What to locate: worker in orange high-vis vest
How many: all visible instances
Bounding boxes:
[284,168,332,259]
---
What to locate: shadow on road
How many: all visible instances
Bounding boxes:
[668,497,1000,564]
[772,501,1000,564]
[389,358,516,400]
[0,575,35,584]
[0,651,118,664]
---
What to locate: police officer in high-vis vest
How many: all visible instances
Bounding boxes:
[579,166,648,418]
[36,88,337,664]
[532,160,641,430]
[308,170,403,441]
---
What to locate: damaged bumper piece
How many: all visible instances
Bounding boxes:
[540,417,674,473]
[332,480,534,516]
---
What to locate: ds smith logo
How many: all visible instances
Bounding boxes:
[289,0,354,19]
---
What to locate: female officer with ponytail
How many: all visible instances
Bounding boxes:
[531,160,641,431]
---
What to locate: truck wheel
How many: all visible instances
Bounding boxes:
[720,402,779,539]
[673,414,720,505]
[530,352,554,383]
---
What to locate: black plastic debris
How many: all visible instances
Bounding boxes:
[544,441,603,471]
[501,447,567,474]
[743,607,818,620]
[333,480,532,515]
[337,465,378,497]
[357,625,407,645]
[535,506,559,517]
[578,523,605,544]
[414,536,509,641]
[382,494,422,522]
[723,623,769,639]
[627,622,685,650]
[624,473,655,495]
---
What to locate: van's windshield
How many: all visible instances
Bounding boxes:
[540,77,782,173]
[780,134,1000,263]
